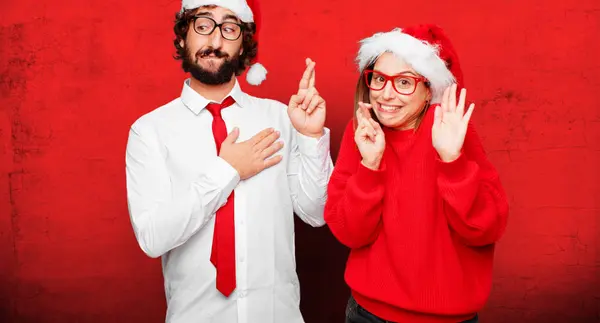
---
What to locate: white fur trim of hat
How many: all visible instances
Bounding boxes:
[181,0,253,22]
[356,28,455,103]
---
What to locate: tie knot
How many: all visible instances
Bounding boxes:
[205,96,236,118]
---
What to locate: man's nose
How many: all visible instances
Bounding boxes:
[208,26,223,49]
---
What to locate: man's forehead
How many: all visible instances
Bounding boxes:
[194,5,239,19]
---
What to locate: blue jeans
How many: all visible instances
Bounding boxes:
[345,296,479,323]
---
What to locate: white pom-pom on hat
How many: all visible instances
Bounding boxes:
[246,62,267,85]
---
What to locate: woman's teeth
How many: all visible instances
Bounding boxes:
[380,104,401,112]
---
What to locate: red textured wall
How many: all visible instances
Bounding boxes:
[1,0,599,322]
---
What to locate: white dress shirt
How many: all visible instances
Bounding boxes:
[125,78,333,323]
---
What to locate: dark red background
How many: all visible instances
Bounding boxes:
[1,0,599,322]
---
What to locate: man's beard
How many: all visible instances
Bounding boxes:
[182,46,241,85]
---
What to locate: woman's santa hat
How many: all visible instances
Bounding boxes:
[181,0,267,85]
[356,24,462,103]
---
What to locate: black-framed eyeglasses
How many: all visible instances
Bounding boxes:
[192,16,244,41]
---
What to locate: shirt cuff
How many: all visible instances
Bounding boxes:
[199,156,241,196]
[296,127,331,158]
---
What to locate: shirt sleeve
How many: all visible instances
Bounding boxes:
[286,123,334,227]
[125,120,240,258]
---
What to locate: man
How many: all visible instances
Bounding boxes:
[124,0,333,322]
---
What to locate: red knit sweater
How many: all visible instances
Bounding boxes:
[324,106,509,323]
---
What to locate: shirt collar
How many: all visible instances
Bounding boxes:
[180,78,249,115]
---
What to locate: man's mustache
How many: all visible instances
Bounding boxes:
[196,48,229,59]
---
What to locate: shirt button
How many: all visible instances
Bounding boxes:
[239,290,246,298]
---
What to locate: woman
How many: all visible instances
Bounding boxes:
[324,24,509,323]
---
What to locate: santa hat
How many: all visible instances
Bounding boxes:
[356,24,461,103]
[181,0,267,85]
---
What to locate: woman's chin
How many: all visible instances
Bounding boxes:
[375,113,406,129]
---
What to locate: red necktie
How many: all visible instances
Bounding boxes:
[205,96,236,297]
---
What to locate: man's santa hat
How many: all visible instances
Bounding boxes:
[181,0,267,86]
[356,24,463,103]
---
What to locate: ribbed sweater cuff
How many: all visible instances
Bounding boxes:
[437,153,474,184]
[356,160,386,189]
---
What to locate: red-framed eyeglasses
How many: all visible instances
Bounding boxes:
[363,69,427,95]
